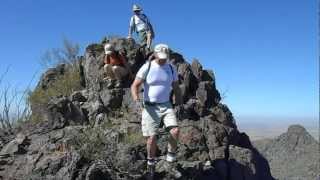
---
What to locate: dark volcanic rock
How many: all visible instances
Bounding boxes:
[46,96,88,129]
[254,124,320,180]
[38,64,67,90]
[0,37,276,180]
[228,145,273,180]
[196,81,221,108]
[191,59,203,80]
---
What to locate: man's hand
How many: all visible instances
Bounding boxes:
[131,77,144,105]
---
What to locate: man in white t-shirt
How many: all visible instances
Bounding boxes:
[128,4,154,49]
[131,44,182,175]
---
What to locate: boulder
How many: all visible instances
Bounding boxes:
[196,81,221,108]
[228,145,274,180]
[211,103,237,128]
[46,96,88,130]
[0,133,29,156]
[191,59,203,80]
[38,64,66,90]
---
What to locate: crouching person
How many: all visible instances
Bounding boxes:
[130,44,183,176]
[103,43,133,88]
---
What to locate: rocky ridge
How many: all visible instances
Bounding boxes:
[254,124,320,180]
[0,37,274,180]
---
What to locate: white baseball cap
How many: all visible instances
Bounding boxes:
[132,4,142,12]
[154,44,169,59]
[104,43,114,55]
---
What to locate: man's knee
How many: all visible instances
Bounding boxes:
[112,66,127,78]
[170,127,179,137]
[104,64,111,71]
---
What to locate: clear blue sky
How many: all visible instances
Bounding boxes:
[0,0,318,123]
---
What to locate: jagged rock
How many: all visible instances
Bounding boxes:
[38,64,66,90]
[191,59,203,80]
[70,90,87,102]
[254,124,320,180]
[85,161,112,180]
[176,62,198,99]
[99,87,125,110]
[179,125,204,150]
[0,129,15,151]
[202,69,215,82]
[196,81,221,108]
[83,51,104,91]
[46,96,88,130]
[0,133,29,156]
[205,120,229,160]
[228,145,274,180]
[156,160,183,179]
[81,91,105,123]
[178,98,205,120]
[211,103,236,128]
[2,37,276,180]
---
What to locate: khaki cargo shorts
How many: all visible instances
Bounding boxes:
[141,102,178,137]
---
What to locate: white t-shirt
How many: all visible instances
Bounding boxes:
[130,15,147,32]
[136,61,178,103]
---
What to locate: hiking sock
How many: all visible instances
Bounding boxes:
[166,151,177,162]
[147,158,156,166]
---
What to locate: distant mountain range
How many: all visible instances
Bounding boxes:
[253,124,319,180]
[237,118,319,141]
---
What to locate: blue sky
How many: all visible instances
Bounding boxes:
[0,0,318,124]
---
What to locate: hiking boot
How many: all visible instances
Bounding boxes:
[147,159,156,179]
[166,151,177,162]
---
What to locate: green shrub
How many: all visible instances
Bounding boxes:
[27,66,83,123]
[71,127,107,161]
[120,131,145,145]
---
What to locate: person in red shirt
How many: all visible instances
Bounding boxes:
[103,43,133,88]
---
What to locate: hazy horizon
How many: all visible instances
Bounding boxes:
[237,115,319,141]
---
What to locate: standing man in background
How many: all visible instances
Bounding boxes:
[128,4,154,50]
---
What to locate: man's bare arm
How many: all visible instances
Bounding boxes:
[131,78,144,101]
[172,81,183,105]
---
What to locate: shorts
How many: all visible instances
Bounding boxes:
[141,102,178,137]
[138,30,148,46]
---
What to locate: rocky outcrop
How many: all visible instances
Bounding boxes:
[0,37,275,180]
[254,124,320,180]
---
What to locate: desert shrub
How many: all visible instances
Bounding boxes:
[27,38,84,123]
[0,67,32,130]
[27,65,83,124]
[40,38,80,69]
[28,66,82,106]
[71,127,107,161]
[120,131,144,145]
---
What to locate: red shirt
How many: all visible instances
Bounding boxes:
[104,52,126,66]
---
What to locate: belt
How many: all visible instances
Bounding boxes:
[138,29,148,33]
[144,101,169,106]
